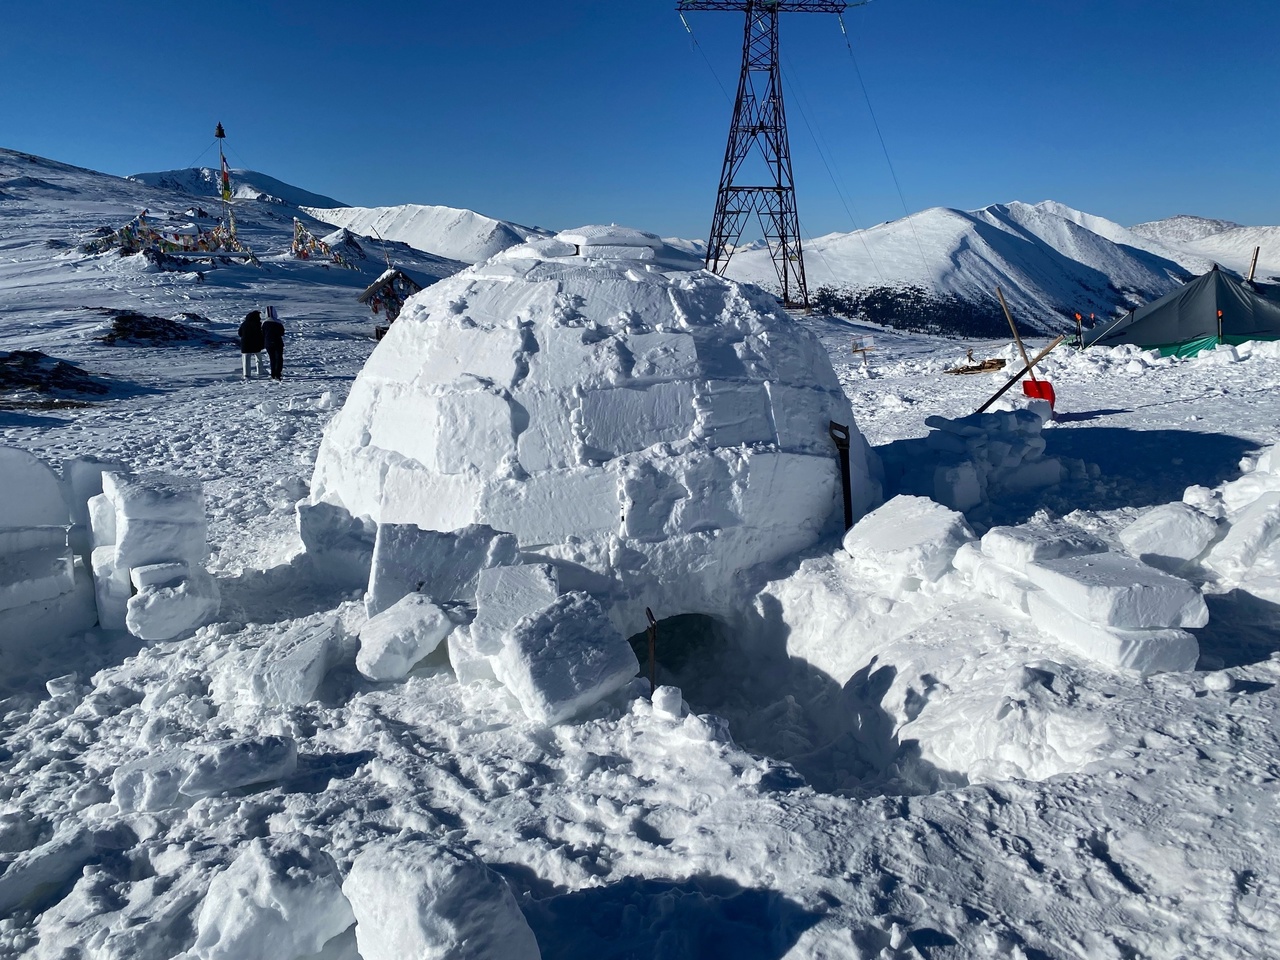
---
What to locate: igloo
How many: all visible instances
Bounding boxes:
[305,225,879,631]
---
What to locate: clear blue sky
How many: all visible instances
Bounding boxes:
[3,1,1277,240]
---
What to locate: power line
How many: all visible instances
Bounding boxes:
[836,12,934,288]
[779,55,887,285]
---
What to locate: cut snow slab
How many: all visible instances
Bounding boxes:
[1026,590,1200,674]
[1118,502,1220,572]
[493,591,639,726]
[357,593,453,682]
[979,524,1106,573]
[1024,552,1208,629]
[124,570,220,642]
[842,494,974,593]
[343,840,540,960]
[366,523,518,617]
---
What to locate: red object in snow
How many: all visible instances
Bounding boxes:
[1023,378,1056,408]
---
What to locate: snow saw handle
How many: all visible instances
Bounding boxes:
[829,421,854,531]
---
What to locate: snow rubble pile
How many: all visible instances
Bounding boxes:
[301,224,880,723]
[878,408,1080,519]
[88,470,219,640]
[1183,442,1280,604]
[0,447,97,646]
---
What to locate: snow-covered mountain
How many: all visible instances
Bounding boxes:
[302,203,552,265]
[130,167,346,209]
[726,200,1214,335]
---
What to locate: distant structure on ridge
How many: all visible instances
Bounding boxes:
[678,0,851,309]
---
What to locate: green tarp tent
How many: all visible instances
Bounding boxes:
[1085,264,1280,357]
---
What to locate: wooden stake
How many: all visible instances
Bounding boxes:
[997,285,1037,381]
[976,336,1066,413]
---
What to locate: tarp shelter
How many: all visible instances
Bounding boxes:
[1086,265,1280,357]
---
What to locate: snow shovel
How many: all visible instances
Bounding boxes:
[997,286,1056,410]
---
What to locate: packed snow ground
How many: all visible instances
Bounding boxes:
[2,152,1279,959]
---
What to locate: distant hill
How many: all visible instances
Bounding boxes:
[1130,214,1240,244]
[1139,220,1280,282]
[129,168,345,209]
[303,204,552,265]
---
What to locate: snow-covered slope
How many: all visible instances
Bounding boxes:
[727,200,1201,334]
[129,167,345,208]
[303,203,552,264]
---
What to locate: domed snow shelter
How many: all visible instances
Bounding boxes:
[305,225,879,635]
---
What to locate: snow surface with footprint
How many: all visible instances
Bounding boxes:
[1,148,1279,959]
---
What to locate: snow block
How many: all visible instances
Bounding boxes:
[932,459,982,512]
[125,570,220,641]
[179,736,299,799]
[842,495,975,593]
[1119,502,1220,572]
[0,446,69,528]
[366,522,519,617]
[114,515,209,569]
[0,561,97,648]
[1024,552,1208,629]
[1202,491,1280,581]
[578,381,697,458]
[467,563,561,667]
[447,625,498,686]
[87,493,116,549]
[101,470,204,522]
[1001,457,1062,493]
[241,620,338,709]
[952,542,1035,614]
[979,525,1106,573]
[343,840,541,960]
[493,591,639,725]
[91,545,130,631]
[296,499,375,587]
[129,560,190,590]
[1026,589,1199,674]
[192,834,355,960]
[62,456,124,560]
[0,544,75,613]
[0,526,66,555]
[357,593,454,681]
[61,456,125,526]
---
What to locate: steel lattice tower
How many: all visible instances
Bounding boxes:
[678,0,848,309]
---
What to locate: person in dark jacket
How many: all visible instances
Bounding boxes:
[238,310,267,378]
[261,306,285,381]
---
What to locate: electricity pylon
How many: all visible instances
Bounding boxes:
[678,1,849,309]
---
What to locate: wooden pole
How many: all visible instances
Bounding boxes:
[976,336,1066,414]
[1247,246,1260,283]
[997,286,1037,381]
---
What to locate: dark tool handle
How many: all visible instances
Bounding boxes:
[829,421,854,531]
[645,607,657,698]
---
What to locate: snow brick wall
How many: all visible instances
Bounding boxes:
[88,470,219,640]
